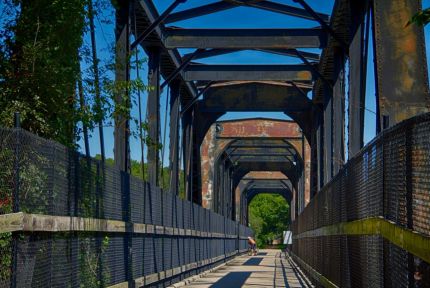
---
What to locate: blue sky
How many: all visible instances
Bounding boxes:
[81,0,430,165]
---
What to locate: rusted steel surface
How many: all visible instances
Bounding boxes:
[242,171,288,180]
[217,118,303,138]
[200,125,232,208]
[201,119,311,211]
[373,0,430,126]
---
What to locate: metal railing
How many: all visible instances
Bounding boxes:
[292,113,430,287]
[0,128,252,287]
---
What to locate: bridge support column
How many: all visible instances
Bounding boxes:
[348,2,369,158]
[323,83,333,185]
[322,48,345,185]
[332,49,345,174]
[182,109,194,200]
[114,0,130,172]
[311,106,324,194]
[169,81,181,195]
[372,0,429,128]
[147,47,161,187]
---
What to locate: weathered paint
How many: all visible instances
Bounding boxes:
[217,118,303,138]
[373,0,430,126]
[200,125,232,208]
[201,118,311,215]
[294,217,430,265]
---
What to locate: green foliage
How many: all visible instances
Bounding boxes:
[0,233,12,283]
[248,194,290,247]
[408,8,430,27]
[95,155,185,198]
[79,234,110,288]
[0,0,86,147]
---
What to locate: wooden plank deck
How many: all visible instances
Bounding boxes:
[182,249,314,288]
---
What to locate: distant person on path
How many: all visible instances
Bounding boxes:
[247,236,257,256]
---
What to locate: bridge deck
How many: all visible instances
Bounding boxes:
[182,249,313,288]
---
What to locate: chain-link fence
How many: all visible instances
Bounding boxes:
[292,113,430,288]
[0,128,253,288]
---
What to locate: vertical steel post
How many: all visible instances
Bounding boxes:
[372,0,430,128]
[182,110,193,201]
[332,48,345,175]
[169,81,181,195]
[323,83,333,184]
[301,130,305,211]
[318,110,324,190]
[114,0,131,172]
[11,112,20,288]
[147,47,161,188]
[13,112,20,213]
[348,2,369,158]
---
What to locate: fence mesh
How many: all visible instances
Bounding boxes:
[292,113,430,287]
[0,128,252,288]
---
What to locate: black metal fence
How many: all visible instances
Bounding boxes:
[292,113,430,287]
[0,128,252,288]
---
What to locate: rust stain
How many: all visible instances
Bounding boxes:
[219,119,302,138]
[297,71,312,81]
[200,118,311,210]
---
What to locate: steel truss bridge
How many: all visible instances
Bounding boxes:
[1,0,430,287]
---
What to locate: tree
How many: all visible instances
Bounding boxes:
[0,0,86,147]
[248,194,290,247]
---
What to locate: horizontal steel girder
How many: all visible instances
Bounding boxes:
[163,28,327,49]
[183,48,320,61]
[183,64,313,81]
[200,82,312,112]
[164,1,329,24]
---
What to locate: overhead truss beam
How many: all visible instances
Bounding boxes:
[164,0,329,24]
[183,48,320,61]
[183,64,313,81]
[163,28,327,49]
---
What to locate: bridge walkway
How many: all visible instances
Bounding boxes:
[182,249,313,288]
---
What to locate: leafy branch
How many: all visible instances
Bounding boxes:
[407,8,430,27]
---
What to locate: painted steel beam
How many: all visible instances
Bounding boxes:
[164,1,329,24]
[183,48,320,61]
[169,81,181,195]
[258,49,320,61]
[114,1,130,172]
[247,1,329,22]
[147,48,161,187]
[348,3,368,158]
[200,82,312,112]
[164,1,237,24]
[137,0,198,98]
[332,51,345,175]
[372,0,429,127]
[163,28,327,49]
[183,64,313,81]
[131,0,187,50]
[183,49,237,60]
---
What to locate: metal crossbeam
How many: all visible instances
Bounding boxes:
[183,64,313,81]
[161,48,204,89]
[182,48,320,61]
[293,0,346,48]
[163,28,327,49]
[246,1,329,22]
[165,1,235,23]
[131,0,187,50]
[164,0,329,24]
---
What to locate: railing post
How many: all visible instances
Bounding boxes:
[10,112,21,288]
[13,112,20,212]
[121,171,133,286]
[405,122,415,286]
